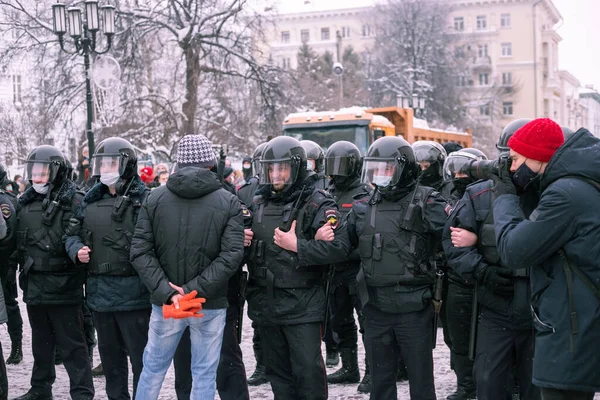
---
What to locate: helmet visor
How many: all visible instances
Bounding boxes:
[25,162,53,184]
[443,154,474,182]
[414,145,442,164]
[361,159,404,188]
[325,156,353,177]
[259,161,298,191]
[91,155,124,177]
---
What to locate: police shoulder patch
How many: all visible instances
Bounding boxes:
[445,204,454,216]
[325,209,339,229]
[1,204,11,219]
[242,205,252,218]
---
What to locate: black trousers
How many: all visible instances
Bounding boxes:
[363,305,436,400]
[0,342,7,399]
[329,278,363,351]
[446,282,476,392]
[251,320,262,354]
[258,322,327,400]
[93,309,150,400]
[173,305,249,400]
[27,304,94,399]
[474,311,540,400]
[0,267,23,343]
[540,388,595,400]
[82,300,95,353]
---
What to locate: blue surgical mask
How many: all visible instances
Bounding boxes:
[511,162,539,192]
[372,175,392,188]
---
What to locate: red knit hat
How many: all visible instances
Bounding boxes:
[507,118,564,162]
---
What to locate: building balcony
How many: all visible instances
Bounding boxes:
[471,56,492,72]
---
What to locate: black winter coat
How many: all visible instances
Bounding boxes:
[65,176,151,312]
[130,167,245,309]
[494,128,600,392]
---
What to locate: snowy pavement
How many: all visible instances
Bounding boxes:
[2,295,598,399]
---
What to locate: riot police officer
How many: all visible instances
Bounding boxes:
[64,137,150,399]
[322,141,372,387]
[346,136,447,400]
[413,140,450,197]
[440,148,487,400]
[0,164,24,366]
[300,140,328,191]
[0,183,17,399]
[237,141,269,386]
[443,119,540,400]
[245,136,351,399]
[14,145,93,400]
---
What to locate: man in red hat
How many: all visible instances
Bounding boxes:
[493,118,600,400]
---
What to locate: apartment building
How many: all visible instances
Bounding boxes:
[265,0,593,130]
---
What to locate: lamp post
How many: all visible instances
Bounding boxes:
[51,1,116,156]
[398,93,426,118]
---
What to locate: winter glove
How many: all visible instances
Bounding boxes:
[163,290,206,319]
[490,172,517,197]
[478,267,514,296]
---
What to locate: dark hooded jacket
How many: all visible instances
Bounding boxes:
[130,167,244,309]
[494,128,600,392]
[65,176,151,312]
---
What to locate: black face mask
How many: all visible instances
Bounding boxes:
[332,175,354,190]
[511,163,540,193]
[452,179,470,197]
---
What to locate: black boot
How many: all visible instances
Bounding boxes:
[447,354,476,400]
[247,349,268,386]
[6,340,22,365]
[357,358,371,393]
[396,357,408,382]
[325,346,339,367]
[327,348,360,384]
[13,389,53,400]
[92,362,104,377]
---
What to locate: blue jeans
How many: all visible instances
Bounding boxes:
[135,305,226,400]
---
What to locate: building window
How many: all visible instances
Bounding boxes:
[456,76,466,87]
[301,29,310,43]
[12,75,22,104]
[476,15,487,30]
[502,72,512,86]
[503,101,514,115]
[281,58,291,69]
[281,31,290,43]
[341,26,351,38]
[480,104,490,116]
[501,43,512,57]
[454,17,464,31]
[321,27,330,40]
[478,44,488,57]
[501,13,511,28]
[362,24,372,37]
[479,73,489,86]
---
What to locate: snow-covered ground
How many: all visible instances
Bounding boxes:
[2,295,599,399]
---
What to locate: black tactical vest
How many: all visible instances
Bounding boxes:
[248,191,325,289]
[358,186,434,287]
[82,195,139,276]
[17,197,77,273]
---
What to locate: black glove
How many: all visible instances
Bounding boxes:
[490,172,517,197]
[478,267,514,296]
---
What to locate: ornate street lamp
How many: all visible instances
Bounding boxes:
[51,1,116,156]
[398,93,426,118]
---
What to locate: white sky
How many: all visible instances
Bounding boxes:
[270,0,600,91]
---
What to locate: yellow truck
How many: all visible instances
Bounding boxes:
[282,106,472,154]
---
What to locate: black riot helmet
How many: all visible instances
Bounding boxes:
[252,142,268,177]
[497,119,532,155]
[300,140,325,173]
[412,140,447,185]
[361,136,419,192]
[24,145,68,185]
[91,137,138,179]
[561,126,575,141]
[460,148,488,160]
[259,136,307,193]
[325,141,362,178]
